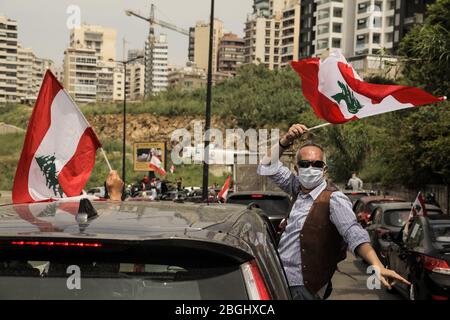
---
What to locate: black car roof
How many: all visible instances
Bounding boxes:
[0,201,256,253]
[227,191,289,198]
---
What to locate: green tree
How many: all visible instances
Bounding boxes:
[400,0,450,95]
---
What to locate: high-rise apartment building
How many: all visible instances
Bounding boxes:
[217,33,245,76]
[127,62,145,100]
[0,15,18,103]
[243,14,271,67]
[243,0,300,69]
[300,0,434,59]
[278,0,301,66]
[70,25,116,63]
[193,19,224,73]
[16,45,34,103]
[313,0,356,57]
[65,24,116,103]
[63,47,97,103]
[151,34,169,94]
[299,0,317,58]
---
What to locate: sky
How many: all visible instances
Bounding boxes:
[0,0,253,68]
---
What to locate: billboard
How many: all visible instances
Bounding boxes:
[133,142,166,172]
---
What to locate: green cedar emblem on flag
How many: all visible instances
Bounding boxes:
[35,155,63,197]
[332,81,364,114]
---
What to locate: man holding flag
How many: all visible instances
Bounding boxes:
[254,49,447,300]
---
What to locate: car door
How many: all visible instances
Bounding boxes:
[396,220,423,293]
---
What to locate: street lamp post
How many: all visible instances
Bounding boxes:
[111,55,143,184]
[202,0,215,201]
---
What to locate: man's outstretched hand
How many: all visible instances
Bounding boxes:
[106,170,124,201]
[280,124,308,147]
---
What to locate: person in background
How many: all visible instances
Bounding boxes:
[347,172,363,191]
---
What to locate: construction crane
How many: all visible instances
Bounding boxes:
[126,4,190,97]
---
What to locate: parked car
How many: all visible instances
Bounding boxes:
[385,214,450,300]
[226,191,291,232]
[353,196,407,227]
[0,199,290,300]
[366,202,443,264]
[343,190,376,206]
[86,186,105,198]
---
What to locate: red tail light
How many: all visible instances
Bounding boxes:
[431,295,449,300]
[10,241,102,248]
[420,255,450,275]
[251,194,264,199]
[240,260,271,300]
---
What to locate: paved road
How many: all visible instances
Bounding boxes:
[330,254,402,300]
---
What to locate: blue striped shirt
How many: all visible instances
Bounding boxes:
[257,160,370,287]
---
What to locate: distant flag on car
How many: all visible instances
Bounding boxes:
[12,70,101,204]
[218,176,231,201]
[149,155,167,176]
[290,50,446,124]
[403,191,428,241]
[411,192,428,217]
[170,164,175,174]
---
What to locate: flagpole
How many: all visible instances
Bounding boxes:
[308,122,332,131]
[100,148,113,172]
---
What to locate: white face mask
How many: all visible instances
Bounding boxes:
[297,167,324,189]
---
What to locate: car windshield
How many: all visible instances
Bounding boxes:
[227,195,289,216]
[0,260,247,300]
[430,224,450,243]
[384,210,411,227]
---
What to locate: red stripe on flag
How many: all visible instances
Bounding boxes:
[149,163,167,176]
[58,127,101,197]
[12,71,62,204]
[337,62,445,106]
[290,59,355,124]
[218,176,231,200]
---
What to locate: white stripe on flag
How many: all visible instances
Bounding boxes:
[28,90,89,201]
[318,51,414,120]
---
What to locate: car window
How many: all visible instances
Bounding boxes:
[354,201,364,213]
[227,195,290,216]
[430,224,450,243]
[0,260,248,300]
[371,208,381,224]
[383,210,411,227]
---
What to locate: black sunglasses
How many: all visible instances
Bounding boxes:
[297,160,326,169]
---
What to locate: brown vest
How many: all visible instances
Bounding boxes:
[295,184,347,294]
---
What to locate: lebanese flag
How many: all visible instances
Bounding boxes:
[218,176,231,201]
[12,70,101,204]
[411,192,428,217]
[149,155,166,176]
[403,192,428,240]
[290,51,446,124]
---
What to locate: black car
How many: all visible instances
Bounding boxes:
[386,214,450,300]
[0,199,290,300]
[367,202,443,264]
[226,191,291,232]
